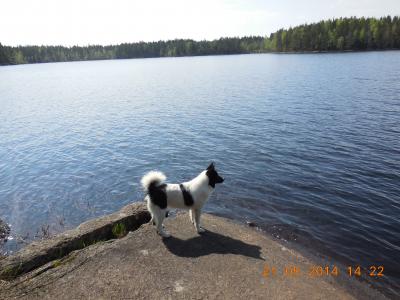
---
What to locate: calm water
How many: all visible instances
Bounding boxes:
[0,52,399,296]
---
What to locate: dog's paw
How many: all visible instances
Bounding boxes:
[197,227,206,233]
[152,222,165,228]
[158,230,171,238]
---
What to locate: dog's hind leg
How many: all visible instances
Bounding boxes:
[194,209,206,233]
[189,209,194,224]
[151,204,170,238]
[145,196,155,225]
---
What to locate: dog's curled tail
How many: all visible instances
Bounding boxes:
[141,171,166,192]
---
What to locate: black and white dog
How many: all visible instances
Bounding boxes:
[141,163,224,237]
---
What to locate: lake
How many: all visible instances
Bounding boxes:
[0,52,399,297]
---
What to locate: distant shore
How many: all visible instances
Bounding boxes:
[1,48,399,67]
[1,16,399,66]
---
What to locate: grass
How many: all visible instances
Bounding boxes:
[112,223,127,238]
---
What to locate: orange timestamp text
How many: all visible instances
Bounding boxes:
[262,265,384,278]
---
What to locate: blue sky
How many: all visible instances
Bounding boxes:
[1,0,399,46]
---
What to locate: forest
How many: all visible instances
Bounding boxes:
[1,16,399,65]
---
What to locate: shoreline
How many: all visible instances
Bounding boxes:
[1,48,399,67]
[0,203,388,299]
[0,219,10,245]
[209,212,397,299]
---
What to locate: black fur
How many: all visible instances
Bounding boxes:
[148,182,167,209]
[206,163,224,188]
[179,184,194,206]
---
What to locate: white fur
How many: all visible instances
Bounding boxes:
[142,170,214,237]
[141,171,167,191]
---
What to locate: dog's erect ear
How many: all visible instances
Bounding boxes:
[207,162,215,170]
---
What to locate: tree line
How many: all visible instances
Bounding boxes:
[1,16,399,65]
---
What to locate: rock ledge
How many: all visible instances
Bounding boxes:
[0,208,387,299]
[0,202,150,280]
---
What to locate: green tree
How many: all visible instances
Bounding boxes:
[0,16,399,66]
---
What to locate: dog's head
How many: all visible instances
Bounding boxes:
[206,162,224,188]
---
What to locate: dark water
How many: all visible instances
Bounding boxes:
[0,52,399,296]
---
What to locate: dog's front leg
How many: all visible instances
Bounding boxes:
[194,209,206,233]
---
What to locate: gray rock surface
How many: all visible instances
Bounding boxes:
[0,202,150,280]
[0,211,386,299]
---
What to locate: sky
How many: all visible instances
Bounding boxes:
[1,0,399,46]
